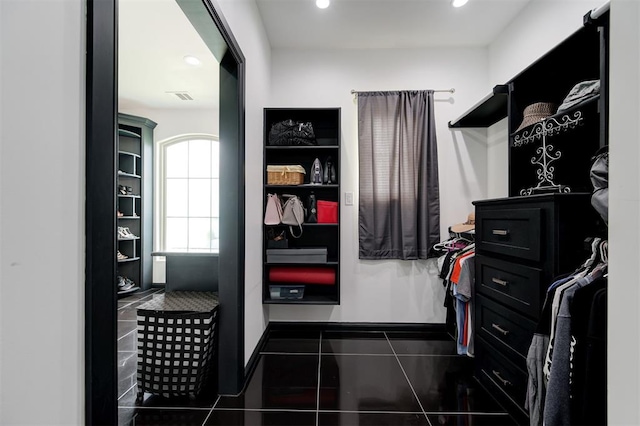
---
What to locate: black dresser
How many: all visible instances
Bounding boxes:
[472,193,599,423]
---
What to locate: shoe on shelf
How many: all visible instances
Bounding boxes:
[118,185,128,195]
[117,210,124,218]
[118,226,138,239]
[118,276,136,291]
[117,250,128,260]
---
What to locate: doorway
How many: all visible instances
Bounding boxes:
[85,0,246,424]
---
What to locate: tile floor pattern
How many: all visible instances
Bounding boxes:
[118,293,518,426]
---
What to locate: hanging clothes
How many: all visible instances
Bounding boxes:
[525,239,607,426]
[436,237,475,357]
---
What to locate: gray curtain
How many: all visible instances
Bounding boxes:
[358,90,440,260]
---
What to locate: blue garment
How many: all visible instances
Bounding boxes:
[548,276,573,291]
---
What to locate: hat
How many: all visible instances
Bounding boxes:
[515,102,556,133]
[557,80,600,113]
[451,213,475,233]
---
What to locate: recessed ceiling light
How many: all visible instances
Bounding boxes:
[452,0,469,7]
[316,0,330,9]
[183,55,201,66]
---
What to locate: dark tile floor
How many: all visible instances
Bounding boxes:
[118,295,516,426]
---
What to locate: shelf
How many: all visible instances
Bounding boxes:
[117,286,140,297]
[118,216,140,220]
[118,129,141,138]
[118,172,141,179]
[266,184,339,189]
[118,257,140,263]
[119,150,141,158]
[265,261,339,266]
[266,145,339,150]
[118,194,141,198]
[448,85,509,128]
[118,237,140,241]
[263,295,339,305]
[510,94,600,139]
[265,223,338,228]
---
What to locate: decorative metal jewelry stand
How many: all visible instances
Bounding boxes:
[513,111,583,196]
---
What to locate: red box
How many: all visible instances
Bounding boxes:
[317,200,338,223]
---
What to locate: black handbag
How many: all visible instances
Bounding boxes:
[268,119,317,146]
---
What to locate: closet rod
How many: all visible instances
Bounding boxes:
[350,88,455,95]
[589,1,609,20]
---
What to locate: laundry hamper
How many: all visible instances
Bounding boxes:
[136,291,219,400]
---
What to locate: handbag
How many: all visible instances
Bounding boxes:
[306,193,318,223]
[317,200,338,223]
[281,195,305,237]
[268,119,317,146]
[264,193,283,225]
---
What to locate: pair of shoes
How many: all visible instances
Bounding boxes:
[118,185,134,195]
[117,210,124,218]
[118,226,138,239]
[117,250,128,260]
[117,275,136,291]
[323,156,337,184]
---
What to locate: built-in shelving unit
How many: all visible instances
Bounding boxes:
[468,9,609,424]
[117,113,156,297]
[262,108,341,305]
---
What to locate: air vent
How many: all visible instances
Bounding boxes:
[166,91,194,101]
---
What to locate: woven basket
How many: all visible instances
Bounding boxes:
[267,165,306,185]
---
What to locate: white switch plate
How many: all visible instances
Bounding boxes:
[345,192,354,206]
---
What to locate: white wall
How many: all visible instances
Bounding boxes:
[118,107,219,142]
[485,0,605,197]
[0,1,84,424]
[268,47,489,323]
[216,0,272,365]
[609,1,640,423]
[486,118,509,198]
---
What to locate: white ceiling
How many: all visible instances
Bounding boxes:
[256,0,532,49]
[118,0,220,110]
[118,0,531,109]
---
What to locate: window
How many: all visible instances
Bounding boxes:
[156,134,219,252]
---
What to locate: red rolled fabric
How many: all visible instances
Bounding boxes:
[269,266,336,285]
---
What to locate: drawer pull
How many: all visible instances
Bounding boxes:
[492,229,509,236]
[491,277,508,286]
[492,370,512,387]
[492,323,509,336]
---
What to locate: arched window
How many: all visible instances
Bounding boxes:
[155,134,219,252]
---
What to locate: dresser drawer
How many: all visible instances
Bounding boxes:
[475,337,528,417]
[476,294,536,361]
[476,255,542,318]
[476,208,542,262]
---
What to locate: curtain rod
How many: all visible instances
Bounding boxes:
[351,88,455,95]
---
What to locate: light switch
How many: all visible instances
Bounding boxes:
[345,192,354,206]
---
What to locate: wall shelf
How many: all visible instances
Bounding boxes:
[448,85,509,128]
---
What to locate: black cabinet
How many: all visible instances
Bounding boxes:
[262,108,341,305]
[473,194,599,422]
[117,113,156,296]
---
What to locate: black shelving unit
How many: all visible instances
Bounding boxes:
[262,108,341,305]
[117,113,156,297]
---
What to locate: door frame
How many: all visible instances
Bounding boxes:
[85,1,246,424]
